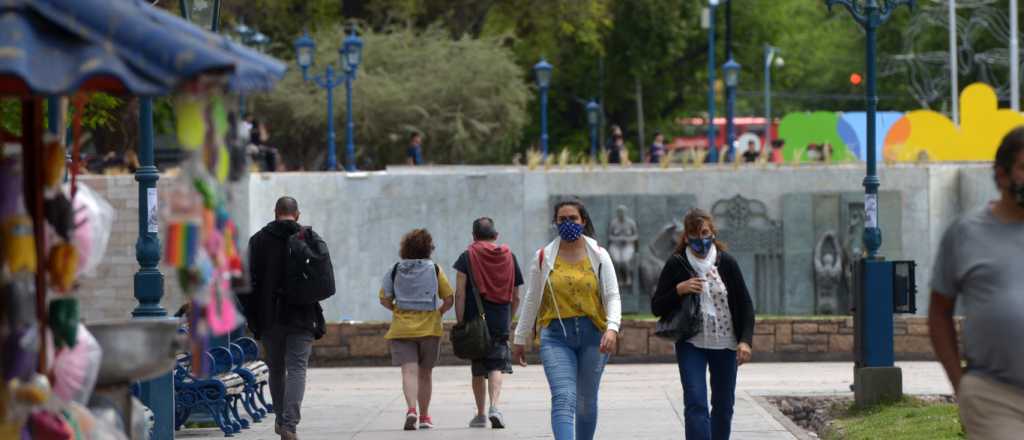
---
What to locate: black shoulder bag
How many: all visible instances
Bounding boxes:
[654,255,703,342]
[450,263,491,360]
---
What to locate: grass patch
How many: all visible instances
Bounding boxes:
[824,398,963,440]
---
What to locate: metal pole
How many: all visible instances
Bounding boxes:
[726,67,737,162]
[345,73,356,171]
[725,0,734,162]
[133,97,173,440]
[764,47,773,150]
[707,3,718,163]
[239,95,247,119]
[1011,0,1020,111]
[540,86,549,159]
[589,119,597,161]
[949,0,959,122]
[864,12,881,258]
[325,66,337,171]
[133,98,165,316]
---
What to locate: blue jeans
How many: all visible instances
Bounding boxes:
[539,317,609,440]
[676,341,738,440]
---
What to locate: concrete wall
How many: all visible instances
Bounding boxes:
[79,163,996,323]
[244,164,991,322]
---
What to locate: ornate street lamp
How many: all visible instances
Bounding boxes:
[705,0,720,162]
[342,29,363,171]
[585,99,600,160]
[825,0,914,407]
[534,58,553,159]
[294,29,363,171]
[235,24,269,115]
[722,58,740,162]
[179,0,221,32]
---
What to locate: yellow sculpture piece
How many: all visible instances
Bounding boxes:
[885,83,1024,161]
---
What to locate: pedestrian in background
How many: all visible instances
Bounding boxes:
[513,199,622,440]
[651,209,756,440]
[380,229,454,430]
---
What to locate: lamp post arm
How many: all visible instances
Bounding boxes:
[826,0,869,25]
[879,0,915,23]
[311,71,333,90]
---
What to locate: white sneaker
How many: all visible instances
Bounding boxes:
[469,414,487,428]
[489,407,505,429]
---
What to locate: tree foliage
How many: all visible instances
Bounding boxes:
[253,24,530,169]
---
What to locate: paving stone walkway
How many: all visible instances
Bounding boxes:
[177,362,951,439]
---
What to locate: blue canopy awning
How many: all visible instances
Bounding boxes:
[0,0,286,96]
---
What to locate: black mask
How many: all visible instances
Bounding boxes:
[1012,179,1024,208]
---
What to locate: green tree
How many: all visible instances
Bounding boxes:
[253,24,530,168]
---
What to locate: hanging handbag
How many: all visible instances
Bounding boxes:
[654,256,703,341]
[450,263,492,360]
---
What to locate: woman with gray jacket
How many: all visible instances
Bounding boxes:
[512,199,622,440]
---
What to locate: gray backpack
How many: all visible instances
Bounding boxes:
[382,259,440,311]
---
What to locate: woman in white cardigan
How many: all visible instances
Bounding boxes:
[512,199,622,440]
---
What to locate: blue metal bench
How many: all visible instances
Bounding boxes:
[208,346,252,432]
[233,337,272,415]
[173,351,247,437]
[227,342,268,422]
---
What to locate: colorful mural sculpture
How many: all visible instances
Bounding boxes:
[776,82,1023,163]
[884,83,1024,162]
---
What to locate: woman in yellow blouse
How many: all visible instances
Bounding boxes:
[512,199,622,440]
[379,229,453,431]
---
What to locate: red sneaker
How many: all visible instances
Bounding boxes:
[418,415,434,429]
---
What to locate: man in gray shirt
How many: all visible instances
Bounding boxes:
[929,126,1024,439]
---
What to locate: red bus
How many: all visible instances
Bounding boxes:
[669,117,779,154]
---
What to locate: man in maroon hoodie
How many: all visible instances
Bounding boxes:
[453,217,524,429]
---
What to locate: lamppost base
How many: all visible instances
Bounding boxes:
[133,316,179,440]
[854,366,903,407]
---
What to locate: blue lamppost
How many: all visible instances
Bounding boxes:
[826,0,914,407]
[705,0,719,162]
[294,29,363,171]
[534,58,553,159]
[763,45,783,150]
[235,23,269,117]
[152,2,218,439]
[342,30,363,172]
[723,58,740,162]
[585,99,600,160]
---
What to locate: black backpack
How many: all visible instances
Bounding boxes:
[282,226,336,304]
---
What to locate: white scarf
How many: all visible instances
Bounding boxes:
[685,244,735,349]
[685,244,718,278]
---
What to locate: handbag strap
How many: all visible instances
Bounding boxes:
[465,258,487,320]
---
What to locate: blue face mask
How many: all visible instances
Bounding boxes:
[688,237,714,255]
[557,221,584,242]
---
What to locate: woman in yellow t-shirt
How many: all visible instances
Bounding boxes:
[379,229,453,431]
[512,199,622,440]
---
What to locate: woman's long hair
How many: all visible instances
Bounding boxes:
[551,198,596,238]
[673,208,728,256]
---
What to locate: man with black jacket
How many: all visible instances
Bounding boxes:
[244,196,325,440]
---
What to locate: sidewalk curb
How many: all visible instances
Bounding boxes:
[751,395,817,440]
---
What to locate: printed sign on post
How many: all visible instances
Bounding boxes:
[147,188,159,233]
[864,194,878,229]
